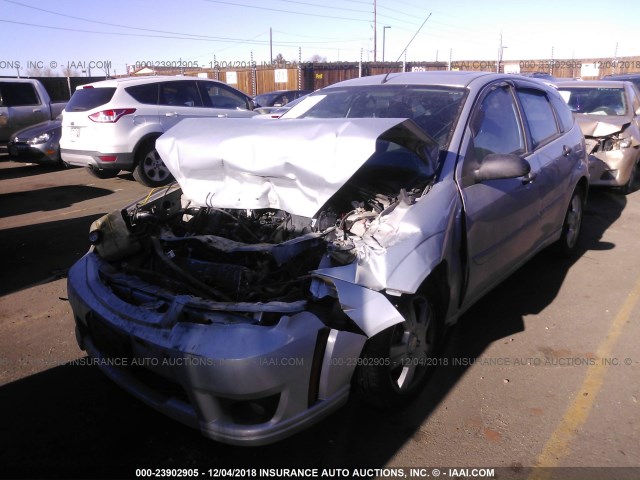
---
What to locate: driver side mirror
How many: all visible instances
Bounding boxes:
[474,153,531,183]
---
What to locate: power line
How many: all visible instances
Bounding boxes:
[200,0,372,22]
[0,18,336,47]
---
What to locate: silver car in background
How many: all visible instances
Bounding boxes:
[68,71,589,445]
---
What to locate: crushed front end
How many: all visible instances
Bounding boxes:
[68,118,442,445]
[575,116,640,189]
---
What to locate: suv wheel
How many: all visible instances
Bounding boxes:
[133,143,174,187]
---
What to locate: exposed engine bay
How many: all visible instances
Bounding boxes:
[90,146,434,315]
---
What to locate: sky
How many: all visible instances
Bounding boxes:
[1,0,638,77]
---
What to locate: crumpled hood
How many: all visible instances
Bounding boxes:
[574,114,631,137]
[156,117,435,218]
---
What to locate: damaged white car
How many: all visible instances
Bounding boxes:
[557,80,640,194]
[67,72,589,445]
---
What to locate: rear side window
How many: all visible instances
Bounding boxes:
[159,81,203,107]
[516,89,559,149]
[66,87,116,112]
[0,82,40,106]
[125,83,158,104]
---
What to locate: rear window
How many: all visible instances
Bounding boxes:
[0,82,40,106]
[66,87,116,112]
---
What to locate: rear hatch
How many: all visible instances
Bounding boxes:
[60,85,117,150]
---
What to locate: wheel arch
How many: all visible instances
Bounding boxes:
[132,133,162,167]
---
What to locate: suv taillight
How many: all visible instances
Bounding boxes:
[88,108,136,123]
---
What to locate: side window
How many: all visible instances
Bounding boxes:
[159,81,203,107]
[549,93,574,133]
[516,89,560,148]
[199,82,248,109]
[125,83,159,105]
[470,86,524,162]
[1,82,40,106]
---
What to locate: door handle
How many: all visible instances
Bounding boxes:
[562,145,572,156]
[165,112,178,117]
[33,108,42,113]
[217,114,228,118]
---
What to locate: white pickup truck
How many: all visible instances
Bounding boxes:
[0,78,66,148]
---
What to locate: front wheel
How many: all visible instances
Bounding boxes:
[554,187,584,257]
[133,143,173,187]
[353,292,440,409]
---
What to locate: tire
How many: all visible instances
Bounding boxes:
[621,157,639,195]
[554,187,584,257]
[133,142,173,187]
[353,292,440,409]
[85,166,119,179]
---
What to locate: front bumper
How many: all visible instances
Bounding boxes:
[67,253,366,445]
[8,141,60,165]
[61,149,134,170]
[587,148,639,187]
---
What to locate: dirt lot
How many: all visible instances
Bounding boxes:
[0,158,638,480]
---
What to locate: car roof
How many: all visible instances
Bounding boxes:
[555,80,629,88]
[77,75,222,89]
[322,70,531,89]
[603,73,640,79]
[0,77,45,83]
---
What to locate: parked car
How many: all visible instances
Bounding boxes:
[254,94,309,118]
[557,80,640,193]
[7,118,62,166]
[253,89,311,107]
[0,78,66,149]
[68,71,588,446]
[60,76,257,187]
[601,73,640,92]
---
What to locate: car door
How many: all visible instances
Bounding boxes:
[515,85,581,238]
[457,82,542,307]
[0,82,48,143]
[158,80,209,132]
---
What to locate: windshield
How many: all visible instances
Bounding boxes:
[284,85,467,148]
[558,87,628,116]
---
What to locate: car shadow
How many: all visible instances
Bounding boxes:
[0,163,66,181]
[0,185,112,219]
[0,190,627,474]
[0,213,103,296]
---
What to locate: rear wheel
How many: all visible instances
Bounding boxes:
[133,142,173,187]
[353,292,440,409]
[85,166,119,179]
[555,187,584,256]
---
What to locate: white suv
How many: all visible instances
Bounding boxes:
[60,76,257,186]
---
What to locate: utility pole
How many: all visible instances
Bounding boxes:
[373,0,377,62]
[383,26,390,62]
[270,28,273,64]
[612,42,619,75]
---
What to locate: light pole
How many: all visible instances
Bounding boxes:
[383,26,391,62]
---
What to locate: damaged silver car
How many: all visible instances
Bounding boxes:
[557,80,640,194]
[67,72,589,446]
